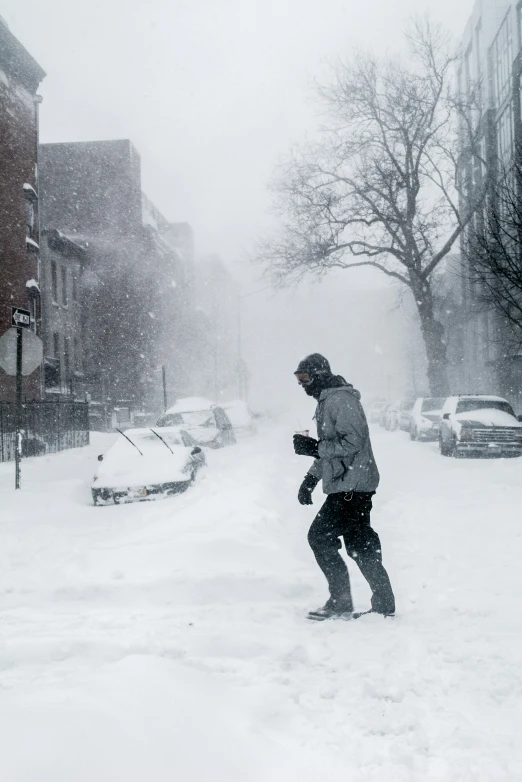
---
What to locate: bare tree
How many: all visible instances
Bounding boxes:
[257,19,484,396]
[465,165,522,349]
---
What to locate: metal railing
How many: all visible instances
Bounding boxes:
[0,400,89,462]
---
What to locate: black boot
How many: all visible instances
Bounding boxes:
[307,596,353,621]
[352,608,395,619]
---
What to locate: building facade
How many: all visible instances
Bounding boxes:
[39,140,203,418]
[458,0,522,408]
[0,19,45,401]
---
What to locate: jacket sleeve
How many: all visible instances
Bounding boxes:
[317,394,366,461]
[308,458,323,479]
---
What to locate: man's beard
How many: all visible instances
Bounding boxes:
[304,378,322,399]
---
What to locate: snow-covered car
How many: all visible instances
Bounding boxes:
[439,395,522,457]
[383,401,400,430]
[384,399,415,431]
[409,397,445,441]
[368,398,388,424]
[221,400,257,437]
[379,403,392,428]
[91,427,206,505]
[397,399,416,431]
[155,397,236,448]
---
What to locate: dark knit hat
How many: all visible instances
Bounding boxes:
[294,353,332,376]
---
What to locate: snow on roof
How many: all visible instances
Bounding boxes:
[23,183,37,198]
[165,397,215,414]
[26,279,40,291]
[26,237,39,250]
[458,395,508,402]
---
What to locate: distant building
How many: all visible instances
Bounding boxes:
[196,255,239,401]
[458,0,522,407]
[0,19,45,401]
[39,140,201,417]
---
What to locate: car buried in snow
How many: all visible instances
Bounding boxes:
[438,395,522,457]
[91,427,206,505]
[409,397,445,441]
[221,400,257,437]
[155,397,236,449]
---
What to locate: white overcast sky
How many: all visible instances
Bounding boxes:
[4,0,474,266]
[3,0,475,405]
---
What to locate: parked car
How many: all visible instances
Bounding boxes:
[368,398,388,424]
[156,397,236,448]
[92,427,206,505]
[397,399,416,431]
[383,399,415,431]
[221,400,257,437]
[410,397,446,441]
[384,400,400,430]
[439,395,522,457]
[379,403,392,428]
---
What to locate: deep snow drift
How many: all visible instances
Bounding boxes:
[1,425,522,781]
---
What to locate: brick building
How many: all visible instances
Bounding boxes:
[0,19,45,401]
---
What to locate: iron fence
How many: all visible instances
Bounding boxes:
[0,400,89,462]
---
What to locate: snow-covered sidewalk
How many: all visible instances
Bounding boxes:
[1,425,522,781]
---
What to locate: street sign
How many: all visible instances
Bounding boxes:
[11,307,31,329]
[0,328,43,375]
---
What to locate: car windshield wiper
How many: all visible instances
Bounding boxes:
[116,428,143,456]
[149,428,174,455]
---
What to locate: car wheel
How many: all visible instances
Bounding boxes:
[410,427,417,441]
[440,436,449,456]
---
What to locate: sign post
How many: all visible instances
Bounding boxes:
[11,308,31,490]
[0,314,44,490]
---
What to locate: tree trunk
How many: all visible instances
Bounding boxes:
[411,281,450,397]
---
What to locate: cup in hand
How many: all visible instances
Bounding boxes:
[295,430,310,437]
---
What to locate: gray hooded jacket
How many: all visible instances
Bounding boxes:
[308,385,380,494]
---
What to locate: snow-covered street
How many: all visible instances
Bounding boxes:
[2,425,522,781]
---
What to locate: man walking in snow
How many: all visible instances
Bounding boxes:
[293,353,395,621]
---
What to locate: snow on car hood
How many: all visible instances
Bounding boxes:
[222,401,252,428]
[183,425,219,445]
[94,446,190,488]
[164,397,215,415]
[454,409,522,428]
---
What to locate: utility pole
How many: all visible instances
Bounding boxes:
[237,297,242,399]
[15,324,23,490]
[162,364,168,411]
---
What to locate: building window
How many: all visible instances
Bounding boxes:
[490,12,512,107]
[497,102,514,167]
[25,199,35,238]
[475,20,482,77]
[72,273,78,302]
[61,267,68,306]
[64,337,70,380]
[51,261,58,303]
[74,336,82,372]
[464,45,472,95]
[53,332,60,358]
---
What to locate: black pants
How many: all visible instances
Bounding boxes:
[307,492,395,614]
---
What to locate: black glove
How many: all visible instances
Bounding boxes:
[293,434,319,458]
[298,473,320,505]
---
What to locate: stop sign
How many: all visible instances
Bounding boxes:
[0,328,43,376]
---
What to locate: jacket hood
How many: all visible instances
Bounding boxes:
[319,383,361,402]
